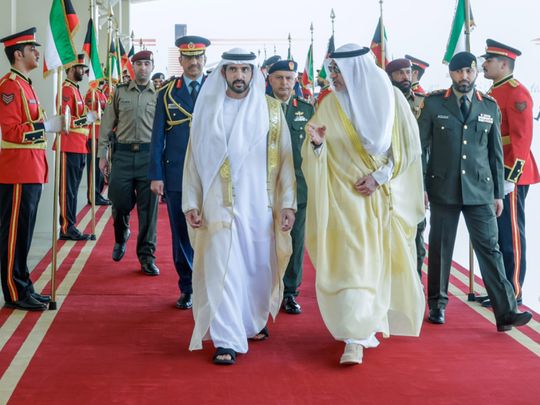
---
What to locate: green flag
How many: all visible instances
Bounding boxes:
[443,0,476,63]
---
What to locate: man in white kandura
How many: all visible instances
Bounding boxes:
[182,48,296,365]
[303,43,425,365]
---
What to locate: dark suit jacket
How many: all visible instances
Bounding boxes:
[418,87,504,205]
[149,75,205,192]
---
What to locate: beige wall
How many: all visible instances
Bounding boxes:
[0,0,130,238]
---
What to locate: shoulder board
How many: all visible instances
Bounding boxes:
[296,96,311,106]
[8,72,17,81]
[117,83,129,89]
[158,79,175,93]
[478,91,496,103]
[413,92,425,98]
[426,89,447,97]
[509,78,520,88]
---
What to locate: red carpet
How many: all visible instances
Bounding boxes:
[2,205,539,404]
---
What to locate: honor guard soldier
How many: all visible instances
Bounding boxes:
[85,80,111,206]
[268,60,314,314]
[480,39,540,307]
[99,50,159,276]
[56,54,98,241]
[419,52,532,331]
[386,58,426,278]
[149,36,210,309]
[316,69,332,108]
[405,54,429,96]
[0,28,65,310]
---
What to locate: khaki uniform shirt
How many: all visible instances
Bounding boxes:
[98,80,157,158]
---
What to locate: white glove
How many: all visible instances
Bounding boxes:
[43,115,63,133]
[504,181,515,195]
[86,111,98,124]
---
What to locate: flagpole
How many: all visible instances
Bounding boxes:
[464,0,476,301]
[330,8,335,38]
[310,22,315,98]
[288,33,291,60]
[379,0,385,68]
[464,0,471,52]
[50,67,64,311]
[88,0,96,240]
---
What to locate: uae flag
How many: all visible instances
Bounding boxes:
[443,0,476,63]
[319,35,335,80]
[119,40,135,79]
[43,0,79,76]
[82,18,103,84]
[370,17,388,68]
[301,44,314,89]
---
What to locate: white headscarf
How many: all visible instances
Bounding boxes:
[190,48,268,197]
[324,43,395,156]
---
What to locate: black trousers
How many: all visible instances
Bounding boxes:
[283,203,306,297]
[165,191,193,293]
[0,183,41,302]
[86,139,105,201]
[59,152,85,234]
[497,185,529,299]
[428,202,517,322]
[416,218,427,278]
[108,149,158,264]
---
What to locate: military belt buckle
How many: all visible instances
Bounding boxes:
[131,143,140,152]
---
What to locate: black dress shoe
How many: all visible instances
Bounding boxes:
[176,293,192,309]
[31,292,51,303]
[475,295,490,303]
[141,262,160,276]
[282,296,302,314]
[4,295,47,311]
[427,308,445,324]
[112,230,130,261]
[95,196,112,206]
[112,242,126,261]
[60,228,91,241]
[496,311,533,332]
[481,299,492,308]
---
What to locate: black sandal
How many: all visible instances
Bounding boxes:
[249,326,269,341]
[213,347,236,365]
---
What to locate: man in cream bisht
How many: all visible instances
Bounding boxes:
[303,44,425,365]
[182,48,296,365]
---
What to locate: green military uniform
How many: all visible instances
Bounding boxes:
[99,79,158,266]
[418,86,517,322]
[279,95,314,298]
[405,90,427,277]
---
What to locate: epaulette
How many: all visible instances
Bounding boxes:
[509,78,520,88]
[158,78,175,93]
[116,83,129,89]
[479,91,497,103]
[8,72,17,81]
[296,96,312,106]
[425,89,447,97]
[413,91,426,98]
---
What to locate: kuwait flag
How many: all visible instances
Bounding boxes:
[43,0,79,76]
[443,0,476,64]
[370,17,388,68]
[319,35,335,80]
[82,18,103,84]
[119,40,135,80]
[105,38,120,83]
[301,44,314,89]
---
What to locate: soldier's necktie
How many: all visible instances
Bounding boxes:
[190,81,199,103]
[460,95,470,120]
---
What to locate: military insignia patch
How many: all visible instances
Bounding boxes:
[515,101,527,112]
[289,61,295,71]
[63,96,70,102]
[471,60,477,69]
[188,42,195,49]
[1,93,14,105]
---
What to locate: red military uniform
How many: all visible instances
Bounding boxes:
[85,85,107,140]
[488,75,540,185]
[56,78,89,153]
[481,39,540,303]
[0,68,48,184]
[55,55,92,240]
[0,27,49,310]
